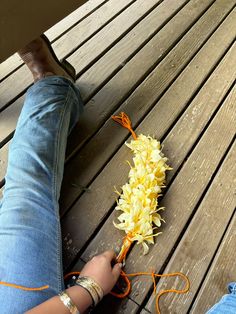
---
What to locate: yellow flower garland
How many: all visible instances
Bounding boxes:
[114,134,171,255]
[111,112,171,261]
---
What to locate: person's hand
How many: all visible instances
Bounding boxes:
[80,250,122,295]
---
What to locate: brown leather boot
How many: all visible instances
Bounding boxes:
[18,34,76,82]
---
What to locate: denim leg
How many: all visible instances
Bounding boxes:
[207,283,236,313]
[0,76,83,314]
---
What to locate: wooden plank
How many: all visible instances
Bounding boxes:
[76,0,189,102]
[0,0,187,143]
[63,0,235,160]
[0,0,160,109]
[145,141,236,313]
[45,0,107,41]
[190,213,236,314]
[67,82,236,314]
[120,87,236,304]
[0,0,106,81]
[59,8,236,213]
[0,0,87,63]
[1,4,235,200]
[76,41,236,261]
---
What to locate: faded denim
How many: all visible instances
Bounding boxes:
[0,76,83,313]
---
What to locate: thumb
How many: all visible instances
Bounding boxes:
[112,262,122,280]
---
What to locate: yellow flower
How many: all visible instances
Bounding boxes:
[114,134,170,254]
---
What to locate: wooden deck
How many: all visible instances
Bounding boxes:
[0,0,236,313]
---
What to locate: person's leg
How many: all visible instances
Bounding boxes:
[0,76,83,313]
[207,283,236,313]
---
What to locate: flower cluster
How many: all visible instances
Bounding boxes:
[114,134,171,254]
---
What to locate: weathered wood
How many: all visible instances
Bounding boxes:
[190,213,236,314]
[1,0,218,182]
[145,141,236,313]
[0,2,235,313]
[60,5,236,213]
[1,2,235,198]
[122,86,236,303]
[0,0,160,109]
[63,0,235,162]
[0,0,87,62]
[0,0,187,143]
[0,0,106,81]
[78,41,236,261]
[65,83,235,313]
[76,0,189,102]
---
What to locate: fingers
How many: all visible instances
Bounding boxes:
[112,262,122,280]
[102,250,116,261]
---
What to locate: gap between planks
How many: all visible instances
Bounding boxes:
[62,82,236,309]
[144,140,236,313]
[190,210,236,313]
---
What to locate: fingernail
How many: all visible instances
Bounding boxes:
[118,263,123,268]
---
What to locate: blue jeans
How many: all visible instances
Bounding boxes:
[0,77,83,313]
[206,283,236,314]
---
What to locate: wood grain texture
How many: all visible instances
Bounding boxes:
[76,0,189,102]
[0,0,218,179]
[63,64,235,271]
[75,84,235,310]
[0,0,106,81]
[0,2,235,313]
[79,40,236,262]
[190,213,236,313]
[145,141,236,313]
[122,86,236,302]
[63,0,235,162]
[59,4,236,215]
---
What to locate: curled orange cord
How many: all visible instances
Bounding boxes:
[112,112,137,140]
[62,269,190,314]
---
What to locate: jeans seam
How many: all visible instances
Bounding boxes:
[52,84,72,292]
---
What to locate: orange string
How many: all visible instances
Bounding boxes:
[119,271,190,314]
[64,269,190,314]
[0,281,49,291]
[112,112,137,140]
[0,267,190,313]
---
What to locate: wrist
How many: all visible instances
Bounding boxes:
[67,285,93,313]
